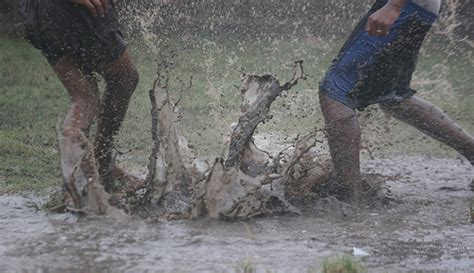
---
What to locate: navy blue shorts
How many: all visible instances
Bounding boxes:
[320,0,438,110]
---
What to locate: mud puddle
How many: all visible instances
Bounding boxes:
[0,156,472,273]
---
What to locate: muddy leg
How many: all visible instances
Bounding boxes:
[95,50,139,192]
[380,96,474,164]
[319,92,362,201]
[52,57,100,135]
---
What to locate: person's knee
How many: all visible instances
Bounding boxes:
[105,65,139,94]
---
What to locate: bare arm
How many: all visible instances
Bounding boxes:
[71,0,110,17]
[365,0,408,36]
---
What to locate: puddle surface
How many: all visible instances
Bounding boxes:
[1,156,473,273]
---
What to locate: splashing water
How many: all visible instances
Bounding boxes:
[113,0,472,163]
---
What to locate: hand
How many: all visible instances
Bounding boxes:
[365,3,402,36]
[71,0,110,17]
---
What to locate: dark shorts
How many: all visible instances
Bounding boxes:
[319,0,438,110]
[20,0,127,73]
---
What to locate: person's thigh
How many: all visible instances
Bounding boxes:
[52,57,99,103]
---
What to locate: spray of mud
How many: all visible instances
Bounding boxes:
[113,0,473,165]
[1,1,473,271]
[63,0,464,219]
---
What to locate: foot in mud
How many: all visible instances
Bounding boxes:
[106,165,146,212]
[46,165,142,216]
[359,174,396,207]
[111,165,146,191]
[97,153,145,192]
[313,174,396,206]
[313,177,355,203]
[313,196,355,218]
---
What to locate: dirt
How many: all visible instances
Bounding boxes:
[0,156,472,273]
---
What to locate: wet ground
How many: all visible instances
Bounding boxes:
[0,156,473,273]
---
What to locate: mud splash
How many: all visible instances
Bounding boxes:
[1,156,472,273]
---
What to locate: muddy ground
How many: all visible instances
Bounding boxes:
[0,155,472,273]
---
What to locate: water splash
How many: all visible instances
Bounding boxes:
[115,0,472,160]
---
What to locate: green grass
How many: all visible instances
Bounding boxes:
[322,256,368,273]
[0,33,472,194]
[0,38,65,193]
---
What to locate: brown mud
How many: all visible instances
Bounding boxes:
[1,156,472,273]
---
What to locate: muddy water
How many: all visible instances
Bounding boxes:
[1,156,473,273]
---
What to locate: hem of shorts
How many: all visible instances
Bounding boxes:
[319,86,358,110]
[43,43,127,69]
[319,86,417,111]
[48,43,128,72]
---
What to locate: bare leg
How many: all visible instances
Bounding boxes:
[95,50,139,191]
[52,57,100,135]
[380,96,474,164]
[319,92,362,201]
